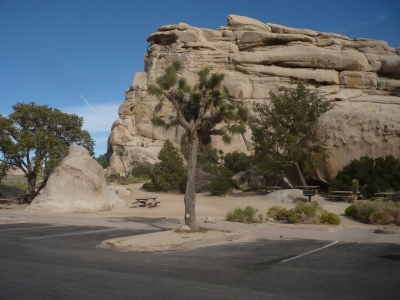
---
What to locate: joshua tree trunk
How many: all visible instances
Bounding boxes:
[184,131,199,230]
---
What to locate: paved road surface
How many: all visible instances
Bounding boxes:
[0,223,399,299]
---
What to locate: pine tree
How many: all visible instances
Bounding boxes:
[250,80,334,183]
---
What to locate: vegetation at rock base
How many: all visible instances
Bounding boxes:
[142,140,186,193]
[250,80,334,184]
[345,201,400,225]
[129,161,153,181]
[223,151,253,174]
[0,102,94,201]
[95,153,110,169]
[331,155,400,198]
[266,202,341,225]
[226,206,263,223]
[147,59,248,229]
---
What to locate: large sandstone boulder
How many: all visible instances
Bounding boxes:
[107,14,400,184]
[232,170,266,191]
[26,145,125,213]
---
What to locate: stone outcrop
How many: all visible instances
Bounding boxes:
[26,145,125,213]
[107,14,400,183]
[232,170,266,191]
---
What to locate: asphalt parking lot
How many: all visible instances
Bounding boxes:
[0,223,399,299]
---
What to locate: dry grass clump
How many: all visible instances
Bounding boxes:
[345,200,400,225]
[226,206,264,223]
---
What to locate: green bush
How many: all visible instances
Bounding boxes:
[107,174,120,183]
[118,176,143,185]
[223,151,253,174]
[226,206,261,223]
[205,164,234,195]
[209,178,232,195]
[345,200,400,225]
[143,140,186,193]
[130,162,153,180]
[331,156,400,198]
[95,153,110,169]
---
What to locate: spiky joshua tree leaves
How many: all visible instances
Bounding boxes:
[250,80,334,184]
[148,60,248,229]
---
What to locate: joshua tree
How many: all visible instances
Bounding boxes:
[147,60,248,229]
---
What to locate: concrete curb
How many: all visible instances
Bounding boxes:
[98,233,248,253]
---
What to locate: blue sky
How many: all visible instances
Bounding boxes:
[1,0,399,156]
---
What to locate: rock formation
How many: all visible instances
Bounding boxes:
[26,145,125,213]
[107,14,400,183]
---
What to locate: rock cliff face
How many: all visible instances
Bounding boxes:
[107,15,400,183]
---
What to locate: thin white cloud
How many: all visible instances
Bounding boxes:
[79,93,94,110]
[377,14,386,21]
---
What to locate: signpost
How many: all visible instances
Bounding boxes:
[303,190,316,202]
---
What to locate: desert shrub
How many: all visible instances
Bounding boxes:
[130,162,153,180]
[269,202,341,225]
[205,164,234,195]
[226,205,261,223]
[331,156,400,198]
[209,178,232,196]
[369,211,394,225]
[286,202,319,224]
[107,174,120,183]
[118,176,142,185]
[266,206,288,220]
[143,140,186,193]
[320,211,341,225]
[95,153,110,169]
[345,200,400,225]
[223,151,253,174]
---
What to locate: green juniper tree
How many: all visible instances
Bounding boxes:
[147,59,248,229]
[0,102,94,201]
[250,80,334,183]
[143,140,186,192]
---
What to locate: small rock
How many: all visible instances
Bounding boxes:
[204,216,216,224]
[179,225,191,231]
[267,217,274,221]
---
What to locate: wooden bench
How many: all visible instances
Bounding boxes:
[132,197,160,208]
[0,199,11,209]
[327,194,350,201]
[327,191,360,201]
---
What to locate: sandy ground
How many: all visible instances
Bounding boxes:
[1,183,399,251]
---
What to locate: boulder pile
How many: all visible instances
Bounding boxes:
[107,15,400,183]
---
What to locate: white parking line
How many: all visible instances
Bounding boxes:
[23,228,123,240]
[280,241,339,263]
[0,224,66,232]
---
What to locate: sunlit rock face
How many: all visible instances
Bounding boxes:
[27,145,125,213]
[107,14,400,183]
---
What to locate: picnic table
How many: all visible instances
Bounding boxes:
[0,199,11,209]
[327,191,359,201]
[295,186,320,194]
[132,197,160,208]
[374,192,395,197]
[261,186,282,194]
[373,192,395,200]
